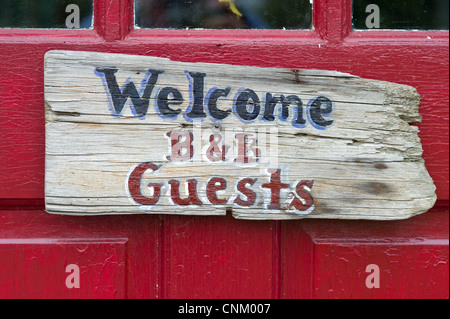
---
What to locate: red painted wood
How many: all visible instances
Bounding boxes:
[161,215,275,299]
[314,0,352,42]
[282,211,449,299]
[0,239,127,298]
[95,0,133,41]
[0,210,161,298]
[0,0,448,299]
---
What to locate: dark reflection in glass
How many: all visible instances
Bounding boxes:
[135,0,312,29]
[353,0,449,30]
[0,0,93,28]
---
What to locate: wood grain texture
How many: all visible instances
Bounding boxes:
[44,50,436,220]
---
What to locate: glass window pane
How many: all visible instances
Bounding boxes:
[353,0,449,30]
[0,0,93,29]
[135,0,312,29]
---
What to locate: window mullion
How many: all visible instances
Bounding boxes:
[94,0,133,41]
[313,0,352,42]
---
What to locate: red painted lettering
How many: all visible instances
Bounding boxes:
[206,177,228,205]
[206,133,230,162]
[261,169,290,210]
[168,179,203,206]
[166,130,194,162]
[289,180,314,211]
[128,162,163,205]
[234,132,260,163]
[234,178,258,207]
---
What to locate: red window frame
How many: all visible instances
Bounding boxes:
[0,0,448,299]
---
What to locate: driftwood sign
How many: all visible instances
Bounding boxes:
[44,50,436,220]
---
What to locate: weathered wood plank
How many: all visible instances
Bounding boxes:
[44,50,436,220]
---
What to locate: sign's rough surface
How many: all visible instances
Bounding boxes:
[44,50,436,220]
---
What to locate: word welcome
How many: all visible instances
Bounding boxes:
[95,67,334,129]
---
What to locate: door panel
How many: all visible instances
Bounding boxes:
[0,211,160,298]
[0,239,127,298]
[162,216,275,299]
[283,210,449,298]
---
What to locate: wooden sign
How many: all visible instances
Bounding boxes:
[44,50,436,220]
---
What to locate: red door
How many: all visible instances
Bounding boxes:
[0,0,448,299]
